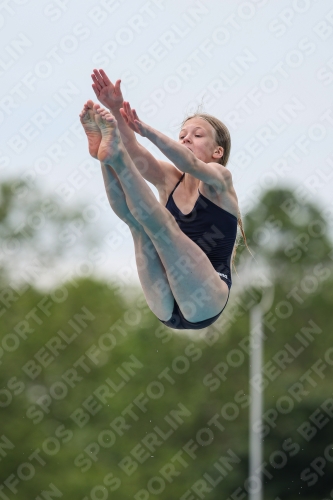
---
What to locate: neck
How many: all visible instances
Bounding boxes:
[182,172,200,192]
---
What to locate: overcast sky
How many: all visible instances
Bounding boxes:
[1,0,332,287]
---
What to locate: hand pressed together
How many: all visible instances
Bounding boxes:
[91,69,149,138]
[91,69,123,112]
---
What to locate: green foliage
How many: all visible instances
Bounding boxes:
[0,178,100,286]
[236,187,333,284]
[2,277,333,499]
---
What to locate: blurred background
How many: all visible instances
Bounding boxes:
[1,0,333,498]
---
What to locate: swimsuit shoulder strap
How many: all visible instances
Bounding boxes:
[169,173,185,198]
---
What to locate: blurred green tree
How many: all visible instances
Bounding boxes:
[0,177,101,288]
[1,178,333,500]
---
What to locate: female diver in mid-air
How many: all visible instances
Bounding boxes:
[79,69,248,330]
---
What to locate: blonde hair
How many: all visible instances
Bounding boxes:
[182,112,253,272]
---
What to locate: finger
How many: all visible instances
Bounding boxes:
[123,101,132,119]
[119,108,129,123]
[124,101,133,117]
[91,84,100,96]
[123,101,130,115]
[91,74,102,91]
[128,104,137,122]
[99,69,112,85]
[91,72,100,85]
[92,70,106,87]
[114,79,121,94]
[132,109,140,121]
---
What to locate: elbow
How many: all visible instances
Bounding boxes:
[223,168,232,182]
[221,168,233,190]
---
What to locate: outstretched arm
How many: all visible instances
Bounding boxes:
[122,103,230,190]
[91,69,177,189]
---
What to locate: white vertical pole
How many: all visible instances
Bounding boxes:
[249,305,263,500]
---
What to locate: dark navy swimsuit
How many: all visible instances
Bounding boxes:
[158,173,238,330]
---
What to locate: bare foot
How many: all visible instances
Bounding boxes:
[93,104,124,164]
[79,100,102,158]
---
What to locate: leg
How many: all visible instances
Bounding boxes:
[101,163,175,320]
[94,106,229,323]
[79,101,174,321]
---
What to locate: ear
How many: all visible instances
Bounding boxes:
[213,146,224,159]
